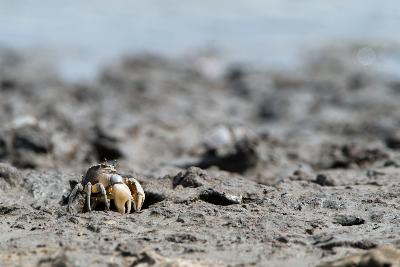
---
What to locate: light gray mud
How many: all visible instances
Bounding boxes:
[1,46,400,266]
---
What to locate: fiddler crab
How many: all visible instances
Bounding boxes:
[68,162,145,214]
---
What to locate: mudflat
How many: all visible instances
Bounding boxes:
[1,47,400,267]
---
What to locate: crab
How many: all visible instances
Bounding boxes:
[68,162,145,214]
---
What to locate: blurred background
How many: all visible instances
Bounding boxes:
[3,3,400,266]
[1,1,400,176]
[1,0,400,81]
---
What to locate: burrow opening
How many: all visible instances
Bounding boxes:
[141,191,166,210]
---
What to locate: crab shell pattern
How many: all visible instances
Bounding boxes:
[68,163,145,214]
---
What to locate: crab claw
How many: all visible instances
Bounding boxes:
[112,183,132,214]
[124,177,145,211]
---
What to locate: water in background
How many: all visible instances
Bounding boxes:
[0,0,399,80]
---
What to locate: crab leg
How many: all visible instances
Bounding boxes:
[85,182,92,212]
[95,183,110,211]
[125,177,145,211]
[67,183,83,212]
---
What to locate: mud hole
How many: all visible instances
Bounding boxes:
[1,46,400,266]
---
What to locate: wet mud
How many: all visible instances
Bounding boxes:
[1,46,400,266]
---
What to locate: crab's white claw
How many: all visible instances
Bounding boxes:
[112,183,132,214]
[125,177,145,212]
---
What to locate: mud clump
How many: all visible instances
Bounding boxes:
[318,143,388,169]
[173,166,208,188]
[0,162,22,188]
[199,188,242,206]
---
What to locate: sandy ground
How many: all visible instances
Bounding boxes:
[1,46,400,266]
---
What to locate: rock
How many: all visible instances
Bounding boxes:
[172,167,208,188]
[318,246,400,267]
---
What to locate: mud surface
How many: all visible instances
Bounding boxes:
[1,46,400,266]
